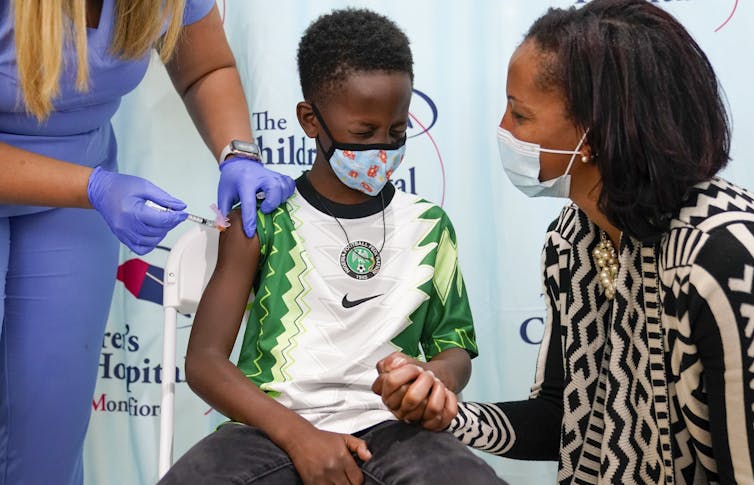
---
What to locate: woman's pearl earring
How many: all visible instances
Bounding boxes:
[581,154,590,163]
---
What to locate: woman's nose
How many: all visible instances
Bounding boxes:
[499,110,512,131]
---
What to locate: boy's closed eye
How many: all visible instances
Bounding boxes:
[350,130,376,139]
[349,130,407,143]
[357,124,408,135]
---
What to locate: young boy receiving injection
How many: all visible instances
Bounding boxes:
[160,8,504,485]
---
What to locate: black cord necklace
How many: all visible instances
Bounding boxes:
[311,188,387,280]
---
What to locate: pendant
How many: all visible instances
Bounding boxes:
[340,241,382,280]
[592,231,619,300]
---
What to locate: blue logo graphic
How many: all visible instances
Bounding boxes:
[407,88,438,138]
[520,317,545,345]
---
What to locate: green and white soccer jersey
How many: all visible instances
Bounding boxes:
[237,179,477,434]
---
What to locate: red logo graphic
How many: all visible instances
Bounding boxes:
[117,258,164,306]
[379,150,387,164]
[367,165,379,178]
[360,182,373,193]
[343,150,356,160]
[715,0,738,32]
[349,170,358,178]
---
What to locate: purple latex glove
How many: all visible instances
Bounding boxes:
[88,167,188,255]
[217,157,296,237]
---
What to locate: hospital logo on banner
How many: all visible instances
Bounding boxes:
[252,88,447,206]
[93,249,187,419]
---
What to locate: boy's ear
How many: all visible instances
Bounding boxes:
[296,102,318,138]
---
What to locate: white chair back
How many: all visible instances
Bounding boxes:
[158,225,219,479]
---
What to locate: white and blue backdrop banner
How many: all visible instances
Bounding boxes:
[83,1,751,483]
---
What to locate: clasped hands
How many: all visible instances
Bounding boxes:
[371,351,457,431]
[268,352,459,485]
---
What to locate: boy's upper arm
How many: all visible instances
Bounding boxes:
[188,209,261,358]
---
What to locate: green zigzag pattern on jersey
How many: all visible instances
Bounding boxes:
[433,224,462,305]
[239,199,312,396]
[412,202,459,305]
[243,208,282,379]
[268,202,313,385]
[242,209,283,396]
[390,200,475,358]
[409,199,443,293]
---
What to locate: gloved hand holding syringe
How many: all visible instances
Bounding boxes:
[145,200,231,231]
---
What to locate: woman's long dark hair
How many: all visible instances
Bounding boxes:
[526,0,730,241]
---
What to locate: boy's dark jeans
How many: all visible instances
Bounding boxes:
[159,420,507,484]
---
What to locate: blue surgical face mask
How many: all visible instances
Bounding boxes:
[497,126,588,198]
[312,104,406,195]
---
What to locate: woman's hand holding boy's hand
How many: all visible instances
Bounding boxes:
[284,425,371,485]
[372,352,457,430]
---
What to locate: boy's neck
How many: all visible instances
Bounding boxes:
[307,162,371,205]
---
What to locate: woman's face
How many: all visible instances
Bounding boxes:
[501,40,589,184]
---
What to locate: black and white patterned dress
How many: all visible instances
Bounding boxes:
[450,177,754,484]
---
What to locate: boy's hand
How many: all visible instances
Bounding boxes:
[285,427,371,484]
[372,352,458,430]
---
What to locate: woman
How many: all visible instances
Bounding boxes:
[0,1,293,483]
[373,0,754,483]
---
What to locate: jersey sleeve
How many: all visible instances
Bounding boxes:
[419,210,478,360]
[680,222,754,483]
[253,206,276,268]
[182,0,215,25]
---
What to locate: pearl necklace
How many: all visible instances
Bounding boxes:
[592,231,619,300]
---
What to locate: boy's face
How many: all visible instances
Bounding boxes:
[298,71,413,156]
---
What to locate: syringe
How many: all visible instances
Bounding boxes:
[145,200,225,229]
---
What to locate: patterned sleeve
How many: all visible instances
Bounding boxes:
[448,222,564,459]
[253,204,291,269]
[182,0,215,25]
[419,211,478,359]
[254,207,272,265]
[682,222,754,483]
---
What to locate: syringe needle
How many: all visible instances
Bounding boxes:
[145,200,219,229]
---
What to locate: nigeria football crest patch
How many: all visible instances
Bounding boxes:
[340,241,381,280]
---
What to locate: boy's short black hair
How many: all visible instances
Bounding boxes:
[297,8,414,103]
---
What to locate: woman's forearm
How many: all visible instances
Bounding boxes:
[0,141,92,208]
[165,5,253,161]
[449,399,560,460]
[180,65,253,160]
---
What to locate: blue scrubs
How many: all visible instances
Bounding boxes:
[0,0,214,483]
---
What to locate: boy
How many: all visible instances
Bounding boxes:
[160,8,504,484]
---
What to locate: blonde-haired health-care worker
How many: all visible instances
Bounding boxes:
[0,1,294,483]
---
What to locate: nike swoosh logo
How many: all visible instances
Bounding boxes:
[341,293,383,308]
